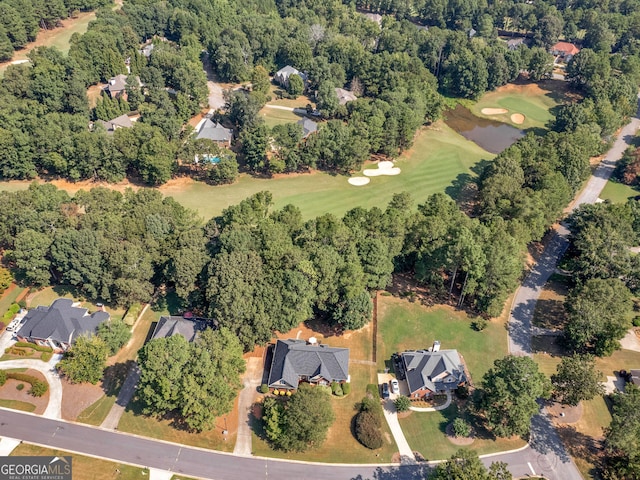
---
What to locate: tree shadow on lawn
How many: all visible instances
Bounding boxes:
[557,425,603,479]
[125,396,199,432]
[102,360,135,397]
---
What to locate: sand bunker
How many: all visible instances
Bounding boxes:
[510,113,525,124]
[481,107,508,115]
[348,177,371,186]
[363,160,402,177]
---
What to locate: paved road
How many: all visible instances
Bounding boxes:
[506,96,640,480]
[0,410,427,480]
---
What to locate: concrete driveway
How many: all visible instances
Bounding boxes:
[377,373,415,464]
[233,357,263,456]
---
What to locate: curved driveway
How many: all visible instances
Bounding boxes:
[0,358,63,420]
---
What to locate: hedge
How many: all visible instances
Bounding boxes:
[355,410,383,449]
[14,342,53,353]
[0,370,6,386]
[6,372,48,397]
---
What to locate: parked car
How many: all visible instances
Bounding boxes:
[6,318,21,332]
[381,382,390,399]
[390,379,400,395]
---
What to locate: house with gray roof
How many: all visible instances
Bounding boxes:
[335,87,357,106]
[297,118,318,138]
[196,118,233,147]
[274,65,308,89]
[104,74,142,99]
[401,349,467,399]
[97,113,134,134]
[151,315,212,342]
[16,299,110,352]
[267,339,349,390]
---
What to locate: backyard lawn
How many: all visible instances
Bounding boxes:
[26,286,126,321]
[376,295,508,381]
[470,80,566,130]
[258,106,303,128]
[0,284,27,317]
[10,443,148,480]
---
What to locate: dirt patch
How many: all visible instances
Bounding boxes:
[481,108,508,115]
[61,378,105,421]
[0,369,48,414]
[510,113,525,124]
[548,401,583,424]
[86,84,106,109]
[397,410,412,419]
[445,422,475,445]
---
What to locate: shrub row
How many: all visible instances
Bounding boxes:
[2,304,20,321]
[4,372,48,397]
[14,342,53,353]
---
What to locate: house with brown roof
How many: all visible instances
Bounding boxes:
[96,113,135,134]
[335,87,357,105]
[267,339,349,390]
[104,75,142,100]
[551,41,580,61]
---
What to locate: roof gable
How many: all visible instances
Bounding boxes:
[152,316,210,342]
[196,119,233,142]
[402,349,466,394]
[268,339,349,388]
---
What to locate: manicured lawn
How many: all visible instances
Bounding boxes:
[11,443,148,480]
[398,405,526,461]
[600,180,639,203]
[377,295,508,382]
[0,284,27,317]
[251,363,398,463]
[163,122,491,221]
[76,394,117,426]
[470,80,566,130]
[0,399,36,412]
[118,400,235,452]
[258,106,303,128]
[0,121,491,221]
[0,11,97,76]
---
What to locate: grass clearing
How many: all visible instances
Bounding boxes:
[600,180,639,203]
[0,399,36,412]
[0,11,97,76]
[11,443,148,480]
[76,394,117,426]
[470,80,566,130]
[0,121,491,221]
[259,107,303,128]
[398,404,526,460]
[377,295,508,381]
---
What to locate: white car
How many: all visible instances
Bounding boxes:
[390,379,400,395]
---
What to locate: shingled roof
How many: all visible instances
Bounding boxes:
[402,349,466,395]
[17,298,109,347]
[151,316,209,342]
[268,339,349,389]
[196,119,233,143]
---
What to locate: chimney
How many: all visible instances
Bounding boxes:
[432,341,441,352]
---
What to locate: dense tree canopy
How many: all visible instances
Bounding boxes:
[551,354,604,406]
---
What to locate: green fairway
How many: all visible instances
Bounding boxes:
[600,180,639,203]
[0,11,96,76]
[470,80,566,130]
[163,122,492,220]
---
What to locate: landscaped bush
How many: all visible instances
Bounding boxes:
[7,348,31,357]
[453,418,472,438]
[355,410,384,449]
[0,370,6,386]
[260,384,269,394]
[30,381,48,397]
[41,352,53,362]
[331,381,343,396]
[342,382,351,395]
[455,385,469,399]
[472,319,488,331]
[17,300,26,309]
[394,395,411,412]
[16,383,24,391]
[2,303,20,321]
[633,316,640,327]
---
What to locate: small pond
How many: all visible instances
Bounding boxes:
[444,104,525,154]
